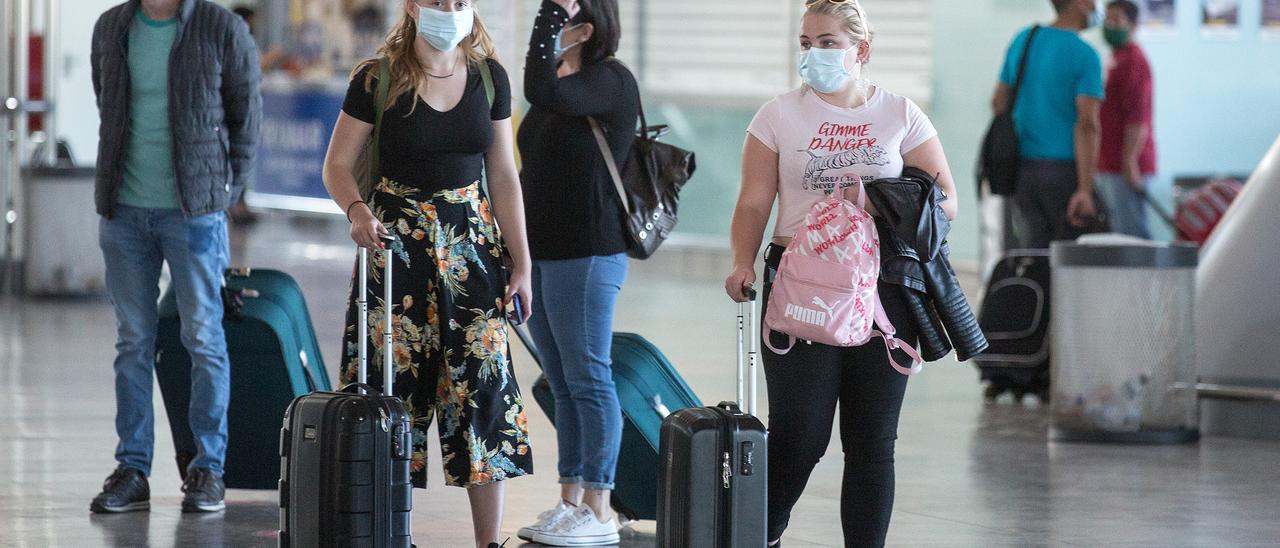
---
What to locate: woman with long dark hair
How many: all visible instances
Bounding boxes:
[322,1,534,546]
[514,0,638,545]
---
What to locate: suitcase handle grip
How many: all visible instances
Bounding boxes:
[716,401,743,414]
[357,234,400,392]
[338,382,383,397]
[737,285,760,415]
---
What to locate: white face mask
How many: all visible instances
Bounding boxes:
[417,5,474,52]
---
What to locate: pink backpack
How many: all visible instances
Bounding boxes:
[763,184,923,375]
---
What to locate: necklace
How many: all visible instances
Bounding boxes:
[425,56,459,79]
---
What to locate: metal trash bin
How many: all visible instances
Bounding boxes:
[1049,237,1199,443]
[22,167,105,296]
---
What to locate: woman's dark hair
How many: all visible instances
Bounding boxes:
[571,0,621,65]
[1107,0,1140,25]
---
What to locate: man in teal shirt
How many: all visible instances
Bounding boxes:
[90,0,260,515]
[992,0,1104,248]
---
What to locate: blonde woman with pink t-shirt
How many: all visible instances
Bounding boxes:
[724,1,960,546]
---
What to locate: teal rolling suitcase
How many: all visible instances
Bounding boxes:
[518,329,702,522]
[156,268,331,489]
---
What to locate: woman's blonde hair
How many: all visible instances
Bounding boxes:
[354,3,499,114]
[805,0,875,47]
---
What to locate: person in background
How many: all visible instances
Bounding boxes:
[232,5,288,73]
[992,0,1104,248]
[514,0,636,545]
[89,0,261,514]
[226,4,288,226]
[1096,0,1157,239]
[725,0,959,545]
[321,1,533,546]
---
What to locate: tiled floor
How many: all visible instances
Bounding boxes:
[1,214,1278,547]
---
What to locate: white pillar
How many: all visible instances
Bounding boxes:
[1196,134,1280,439]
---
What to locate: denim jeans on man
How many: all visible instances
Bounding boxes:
[525,254,628,490]
[1096,173,1152,239]
[100,205,231,477]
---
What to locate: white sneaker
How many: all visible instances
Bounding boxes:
[531,506,620,546]
[517,500,576,541]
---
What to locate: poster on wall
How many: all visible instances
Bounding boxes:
[1263,0,1280,39]
[1201,0,1240,37]
[1140,0,1177,29]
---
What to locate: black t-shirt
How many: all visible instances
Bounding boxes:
[342,58,512,193]
[517,1,640,261]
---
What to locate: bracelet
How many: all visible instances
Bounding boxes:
[345,200,367,222]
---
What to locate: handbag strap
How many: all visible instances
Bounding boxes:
[368,57,391,185]
[588,117,632,216]
[588,56,643,217]
[1008,25,1041,116]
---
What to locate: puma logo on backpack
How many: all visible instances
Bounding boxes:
[784,302,829,327]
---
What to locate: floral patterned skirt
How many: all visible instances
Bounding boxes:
[340,179,533,488]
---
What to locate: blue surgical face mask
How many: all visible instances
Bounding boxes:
[555,24,585,59]
[417,6,474,52]
[798,45,857,94]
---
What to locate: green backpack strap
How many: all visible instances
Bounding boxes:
[368,57,391,188]
[476,59,495,109]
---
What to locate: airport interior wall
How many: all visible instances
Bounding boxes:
[53,0,1280,263]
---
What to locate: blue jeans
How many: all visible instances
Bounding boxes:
[99,205,231,477]
[526,254,628,490]
[1096,172,1153,239]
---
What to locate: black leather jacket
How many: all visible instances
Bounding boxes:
[867,168,988,362]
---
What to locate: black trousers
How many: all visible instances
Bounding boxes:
[762,245,915,548]
[1013,159,1078,249]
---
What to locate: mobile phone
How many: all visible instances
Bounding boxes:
[507,294,526,325]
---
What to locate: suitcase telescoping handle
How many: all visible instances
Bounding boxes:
[736,287,760,416]
[357,235,399,394]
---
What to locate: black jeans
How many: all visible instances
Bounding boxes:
[762,244,915,548]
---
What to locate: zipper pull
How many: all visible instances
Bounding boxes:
[721,451,732,488]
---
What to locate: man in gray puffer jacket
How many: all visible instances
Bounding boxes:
[89,0,259,515]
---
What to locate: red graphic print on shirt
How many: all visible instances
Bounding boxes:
[801,122,889,191]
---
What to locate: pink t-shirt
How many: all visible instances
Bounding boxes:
[747,86,938,239]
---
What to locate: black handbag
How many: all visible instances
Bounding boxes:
[978,25,1041,196]
[589,101,696,260]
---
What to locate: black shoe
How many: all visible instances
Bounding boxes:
[90,467,150,513]
[181,468,226,513]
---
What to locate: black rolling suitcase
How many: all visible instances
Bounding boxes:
[657,289,768,548]
[974,250,1052,402]
[279,240,412,548]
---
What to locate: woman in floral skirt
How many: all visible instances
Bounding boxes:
[320,1,533,547]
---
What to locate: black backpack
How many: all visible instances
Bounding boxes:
[978,26,1041,196]
[589,101,697,260]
